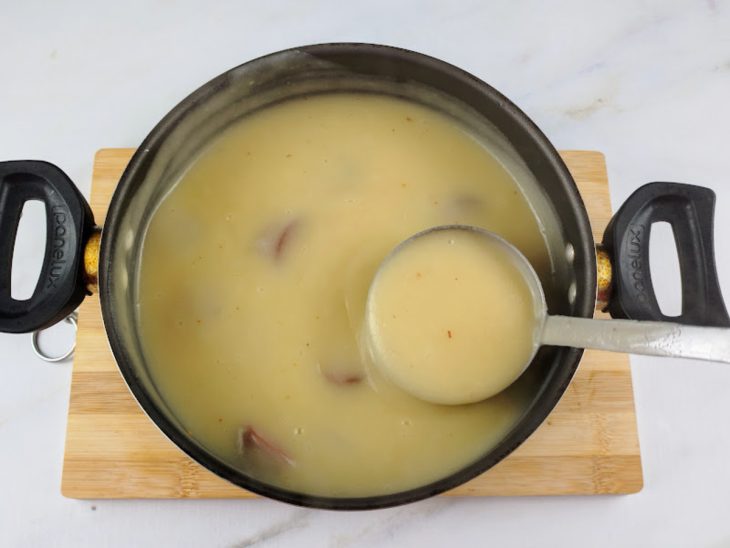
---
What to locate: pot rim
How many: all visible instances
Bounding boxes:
[98,42,596,510]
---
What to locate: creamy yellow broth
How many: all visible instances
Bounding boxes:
[367,228,540,405]
[138,93,550,497]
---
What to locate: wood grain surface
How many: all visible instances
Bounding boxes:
[61,149,643,498]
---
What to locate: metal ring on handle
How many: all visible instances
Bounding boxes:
[31,311,78,363]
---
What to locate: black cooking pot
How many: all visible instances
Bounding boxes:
[1,44,728,509]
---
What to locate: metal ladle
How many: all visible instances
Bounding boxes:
[365,225,730,405]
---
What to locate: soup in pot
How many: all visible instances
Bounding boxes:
[138,92,550,497]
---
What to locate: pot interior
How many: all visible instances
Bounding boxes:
[100,44,595,508]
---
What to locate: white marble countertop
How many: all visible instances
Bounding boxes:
[1,1,729,546]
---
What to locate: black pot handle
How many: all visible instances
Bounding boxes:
[602,182,729,327]
[0,161,95,333]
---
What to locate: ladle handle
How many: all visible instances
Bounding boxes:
[542,316,730,363]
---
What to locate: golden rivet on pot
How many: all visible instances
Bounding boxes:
[595,244,613,312]
[83,228,102,292]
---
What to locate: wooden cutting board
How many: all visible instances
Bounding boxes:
[61,149,642,498]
